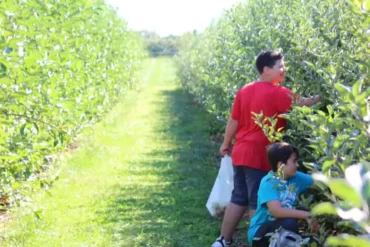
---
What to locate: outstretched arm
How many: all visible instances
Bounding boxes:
[276,87,320,112]
[267,200,319,233]
[295,95,320,107]
[267,200,311,219]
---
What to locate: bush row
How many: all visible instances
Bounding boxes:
[178,0,370,245]
[0,0,145,206]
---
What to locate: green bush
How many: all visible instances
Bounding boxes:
[0,0,145,206]
[178,0,370,245]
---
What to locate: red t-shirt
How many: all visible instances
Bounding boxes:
[231,81,296,171]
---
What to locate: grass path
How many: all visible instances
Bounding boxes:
[0,57,240,247]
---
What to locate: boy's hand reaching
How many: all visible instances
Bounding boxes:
[306,217,320,233]
[296,94,321,107]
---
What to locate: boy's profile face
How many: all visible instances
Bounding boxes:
[265,59,287,84]
[281,152,298,178]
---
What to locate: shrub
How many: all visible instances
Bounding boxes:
[178,0,370,245]
[0,0,145,207]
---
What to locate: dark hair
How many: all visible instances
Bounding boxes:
[255,50,284,74]
[267,142,299,172]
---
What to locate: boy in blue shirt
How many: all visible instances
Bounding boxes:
[248,142,319,246]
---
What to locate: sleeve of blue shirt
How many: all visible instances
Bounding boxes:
[293,172,314,195]
[259,177,280,205]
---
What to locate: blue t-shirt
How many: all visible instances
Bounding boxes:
[247,171,313,245]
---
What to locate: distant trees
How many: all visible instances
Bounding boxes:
[139,30,198,57]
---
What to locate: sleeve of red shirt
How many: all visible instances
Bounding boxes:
[231,90,241,120]
[276,86,299,113]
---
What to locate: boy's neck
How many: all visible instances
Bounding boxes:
[258,75,272,83]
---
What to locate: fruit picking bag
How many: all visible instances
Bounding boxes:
[206,155,234,216]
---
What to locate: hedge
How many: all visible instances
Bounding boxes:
[178,0,370,245]
[0,0,145,206]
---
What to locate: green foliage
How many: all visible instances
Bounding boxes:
[178,0,369,127]
[0,0,145,207]
[253,112,285,143]
[178,0,370,245]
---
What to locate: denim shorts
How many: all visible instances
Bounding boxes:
[230,166,268,209]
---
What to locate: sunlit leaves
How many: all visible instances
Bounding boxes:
[0,0,145,206]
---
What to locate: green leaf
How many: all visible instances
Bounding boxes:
[303,60,315,70]
[20,123,27,136]
[326,179,363,207]
[355,87,370,104]
[352,79,363,97]
[311,202,337,216]
[11,181,21,190]
[33,209,42,220]
[335,83,352,99]
[326,234,370,246]
[322,157,336,172]
[32,122,39,134]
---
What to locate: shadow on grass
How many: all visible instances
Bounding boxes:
[97,86,237,247]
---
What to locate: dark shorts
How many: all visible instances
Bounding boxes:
[230,166,268,209]
[252,219,320,247]
[252,219,299,247]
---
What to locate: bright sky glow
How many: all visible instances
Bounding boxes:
[105,0,243,36]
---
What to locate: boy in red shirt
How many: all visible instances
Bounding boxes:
[212,50,320,247]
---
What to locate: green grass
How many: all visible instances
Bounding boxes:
[0,57,233,247]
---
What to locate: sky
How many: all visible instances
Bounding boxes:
[105,0,243,37]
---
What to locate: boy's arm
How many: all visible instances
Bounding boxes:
[220,117,238,155]
[221,89,241,156]
[268,200,320,233]
[295,95,320,107]
[267,200,311,219]
[295,172,315,195]
[276,87,320,112]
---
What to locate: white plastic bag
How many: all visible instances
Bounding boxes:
[206,155,234,217]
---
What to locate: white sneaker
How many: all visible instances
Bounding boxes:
[211,236,232,247]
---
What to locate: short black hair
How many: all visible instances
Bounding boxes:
[267,142,299,172]
[255,50,284,74]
